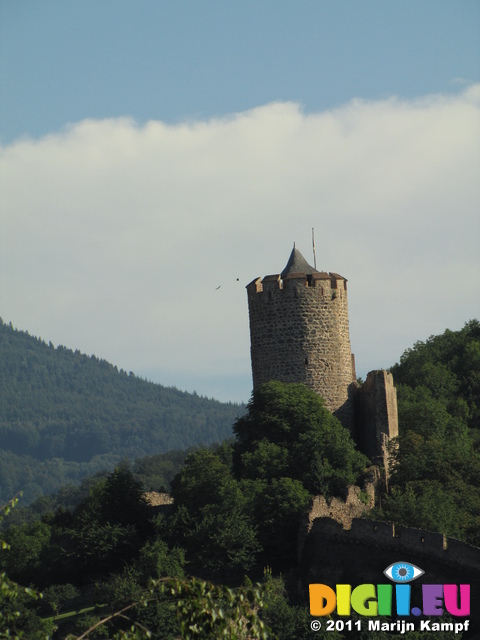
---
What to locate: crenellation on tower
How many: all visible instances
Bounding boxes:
[247,277,264,293]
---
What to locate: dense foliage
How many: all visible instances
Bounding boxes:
[0,467,309,639]
[1,321,478,638]
[164,382,368,576]
[1,449,193,531]
[0,380,370,638]
[233,381,368,497]
[0,319,243,503]
[373,320,480,545]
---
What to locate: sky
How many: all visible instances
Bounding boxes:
[1,1,479,403]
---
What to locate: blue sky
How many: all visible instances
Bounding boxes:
[2,1,479,143]
[1,1,479,402]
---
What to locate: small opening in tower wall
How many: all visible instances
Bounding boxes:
[305,357,309,365]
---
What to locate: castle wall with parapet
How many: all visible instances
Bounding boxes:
[300,516,480,596]
[247,272,356,431]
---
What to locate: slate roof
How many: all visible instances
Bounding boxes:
[281,246,319,278]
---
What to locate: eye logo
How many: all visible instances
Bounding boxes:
[384,561,424,583]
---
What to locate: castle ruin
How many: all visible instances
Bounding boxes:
[246,245,398,469]
[245,246,480,619]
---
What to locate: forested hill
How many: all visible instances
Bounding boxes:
[376,319,480,546]
[0,320,244,503]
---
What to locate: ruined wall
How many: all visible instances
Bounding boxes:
[144,491,174,506]
[144,491,175,517]
[304,486,375,530]
[355,370,399,467]
[298,475,379,561]
[247,271,356,431]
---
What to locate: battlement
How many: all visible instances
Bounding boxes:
[301,515,480,590]
[246,271,346,295]
[305,516,480,573]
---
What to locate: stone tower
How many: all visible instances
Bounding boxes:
[246,245,399,469]
[246,246,356,431]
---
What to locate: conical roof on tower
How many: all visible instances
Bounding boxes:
[281,245,319,278]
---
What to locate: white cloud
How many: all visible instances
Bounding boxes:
[1,86,479,401]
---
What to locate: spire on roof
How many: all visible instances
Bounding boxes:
[281,245,319,278]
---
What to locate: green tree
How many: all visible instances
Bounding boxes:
[42,583,79,617]
[98,566,143,612]
[66,467,151,582]
[0,520,51,587]
[391,319,480,429]
[170,450,260,576]
[168,577,270,640]
[241,477,310,567]
[0,498,54,640]
[260,571,338,640]
[137,538,185,582]
[68,518,139,579]
[373,320,480,544]
[233,381,367,497]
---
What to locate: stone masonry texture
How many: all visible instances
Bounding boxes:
[247,269,356,431]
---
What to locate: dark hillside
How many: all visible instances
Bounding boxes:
[0,320,244,502]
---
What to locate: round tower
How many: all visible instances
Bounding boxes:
[246,246,356,430]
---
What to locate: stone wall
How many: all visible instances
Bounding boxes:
[144,491,175,517]
[144,491,174,506]
[298,472,379,560]
[354,370,399,468]
[247,271,356,431]
[300,516,480,600]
